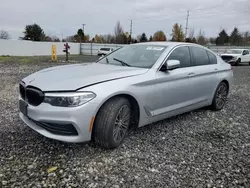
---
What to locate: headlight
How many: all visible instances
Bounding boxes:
[44,92,96,107]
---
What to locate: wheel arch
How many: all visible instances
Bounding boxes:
[221,79,229,92]
[91,93,141,139]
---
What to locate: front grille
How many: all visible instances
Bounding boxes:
[19,82,26,99]
[26,87,44,106]
[29,118,78,136]
[19,82,44,106]
[221,56,233,61]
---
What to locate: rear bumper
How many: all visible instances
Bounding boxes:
[19,97,98,143]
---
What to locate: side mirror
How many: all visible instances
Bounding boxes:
[160,60,180,71]
[167,60,180,70]
[98,54,105,60]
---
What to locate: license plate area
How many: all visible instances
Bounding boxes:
[19,100,28,116]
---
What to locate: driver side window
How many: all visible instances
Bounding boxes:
[243,50,249,55]
[167,46,191,68]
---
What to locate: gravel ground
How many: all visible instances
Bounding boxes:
[0,62,250,188]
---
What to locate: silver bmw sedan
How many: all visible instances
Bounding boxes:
[18,42,233,149]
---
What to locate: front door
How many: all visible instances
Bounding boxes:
[150,46,204,117]
[242,50,250,63]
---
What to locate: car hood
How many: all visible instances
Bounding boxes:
[220,53,240,57]
[22,63,148,91]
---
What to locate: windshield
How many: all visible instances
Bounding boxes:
[226,49,243,54]
[97,44,167,68]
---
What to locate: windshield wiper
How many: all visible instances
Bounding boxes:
[113,58,130,67]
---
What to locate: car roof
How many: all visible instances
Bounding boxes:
[130,41,202,48]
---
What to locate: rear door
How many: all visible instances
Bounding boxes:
[189,46,220,101]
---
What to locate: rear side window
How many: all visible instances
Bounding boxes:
[100,48,110,51]
[167,46,191,68]
[190,46,210,66]
[206,50,217,64]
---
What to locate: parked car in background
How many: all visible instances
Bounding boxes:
[220,49,250,66]
[97,47,114,56]
[18,42,233,149]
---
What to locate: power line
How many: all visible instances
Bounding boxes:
[184,10,190,39]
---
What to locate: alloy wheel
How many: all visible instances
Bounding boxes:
[215,83,228,109]
[113,105,131,143]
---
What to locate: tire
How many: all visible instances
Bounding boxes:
[210,82,229,111]
[93,97,132,149]
[234,58,240,66]
[249,62,250,66]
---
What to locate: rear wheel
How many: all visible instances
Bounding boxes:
[93,97,132,149]
[210,82,229,111]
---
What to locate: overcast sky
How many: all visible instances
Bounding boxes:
[1,0,249,40]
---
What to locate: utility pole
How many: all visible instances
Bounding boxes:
[184,10,190,40]
[82,24,85,39]
[80,24,86,55]
[129,20,132,44]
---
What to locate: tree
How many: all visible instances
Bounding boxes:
[188,28,195,39]
[216,29,229,45]
[149,35,153,41]
[230,27,242,45]
[114,21,124,44]
[153,31,167,41]
[21,23,45,41]
[122,33,129,44]
[94,34,103,43]
[171,23,185,42]
[0,30,10,39]
[185,38,192,43]
[209,37,216,44]
[100,34,115,43]
[196,29,206,45]
[84,34,90,42]
[242,31,250,44]
[140,33,148,42]
[77,29,84,37]
[77,28,84,42]
[43,35,60,42]
[191,37,197,43]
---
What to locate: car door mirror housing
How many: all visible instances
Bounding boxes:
[166,60,180,70]
[160,60,180,72]
[99,54,105,59]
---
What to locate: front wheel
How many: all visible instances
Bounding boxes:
[210,82,229,111]
[234,58,240,66]
[93,97,132,149]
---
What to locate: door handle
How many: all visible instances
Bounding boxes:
[214,68,218,71]
[188,72,195,77]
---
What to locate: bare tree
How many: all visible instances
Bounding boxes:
[196,29,206,45]
[0,30,10,39]
[242,31,250,44]
[114,21,124,44]
[188,28,195,39]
